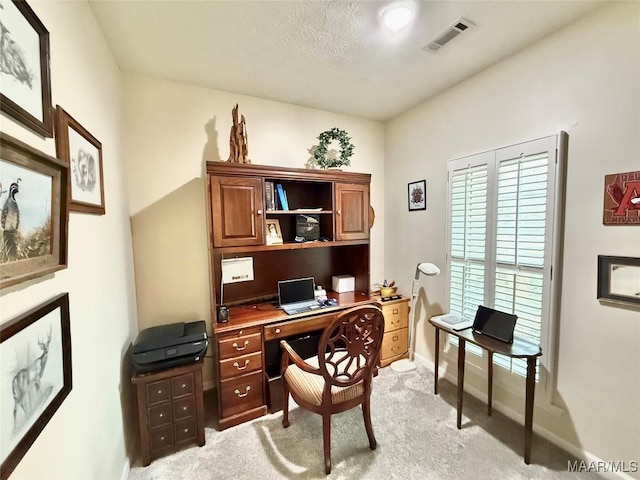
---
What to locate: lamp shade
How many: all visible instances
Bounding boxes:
[417,262,440,277]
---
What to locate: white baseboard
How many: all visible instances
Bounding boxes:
[120,459,130,480]
[412,353,636,480]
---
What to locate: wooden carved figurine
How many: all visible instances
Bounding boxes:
[227,104,251,164]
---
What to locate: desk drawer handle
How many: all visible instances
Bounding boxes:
[275,328,281,334]
[392,335,399,341]
[234,386,251,398]
[232,340,249,351]
[391,346,400,352]
[393,308,399,314]
[233,360,250,371]
[157,389,163,395]
[391,319,400,325]
[182,406,188,411]
[180,383,186,389]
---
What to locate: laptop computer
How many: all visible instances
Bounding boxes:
[472,305,518,343]
[278,277,320,315]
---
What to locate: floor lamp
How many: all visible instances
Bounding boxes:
[390,262,440,373]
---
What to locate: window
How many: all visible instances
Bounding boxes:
[446,134,566,385]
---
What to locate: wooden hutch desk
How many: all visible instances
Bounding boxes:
[428,319,542,464]
[205,162,373,429]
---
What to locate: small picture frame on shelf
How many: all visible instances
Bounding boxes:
[266,219,283,245]
[408,179,426,211]
[597,256,640,307]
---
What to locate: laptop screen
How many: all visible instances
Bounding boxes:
[278,277,315,306]
[472,305,518,343]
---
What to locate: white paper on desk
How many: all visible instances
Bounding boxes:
[222,257,254,284]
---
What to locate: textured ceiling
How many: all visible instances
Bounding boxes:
[89,0,605,121]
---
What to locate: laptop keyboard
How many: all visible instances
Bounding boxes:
[282,301,319,315]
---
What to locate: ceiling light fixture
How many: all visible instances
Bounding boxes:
[380,2,416,33]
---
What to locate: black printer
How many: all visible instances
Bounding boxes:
[132,321,208,373]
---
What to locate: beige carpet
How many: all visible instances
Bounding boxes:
[127,365,600,479]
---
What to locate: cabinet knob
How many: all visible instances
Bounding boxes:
[159,413,164,418]
[257,209,263,215]
[181,384,186,389]
[160,436,165,441]
[337,210,341,215]
[183,406,187,411]
[157,390,162,395]
[275,328,281,334]
[184,428,189,433]
[393,308,399,314]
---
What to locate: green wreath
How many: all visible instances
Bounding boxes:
[313,128,354,169]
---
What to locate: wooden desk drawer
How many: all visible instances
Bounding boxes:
[150,425,173,451]
[220,372,264,418]
[219,351,262,380]
[264,312,335,341]
[173,396,196,421]
[217,326,261,340]
[218,332,262,359]
[174,418,197,443]
[148,402,172,428]
[146,379,171,406]
[171,373,194,398]
[381,327,408,360]
[381,302,408,332]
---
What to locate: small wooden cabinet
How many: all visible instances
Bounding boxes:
[376,296,410,367]
[132,362,205,466]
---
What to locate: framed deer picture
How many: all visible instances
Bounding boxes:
[0,293,71,480]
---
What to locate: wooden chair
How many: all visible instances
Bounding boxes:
[280,305,385,474]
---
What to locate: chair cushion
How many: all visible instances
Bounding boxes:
[284,355,364,406]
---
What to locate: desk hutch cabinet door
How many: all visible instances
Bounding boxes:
[335,183,369,241]
[210,176,264,247]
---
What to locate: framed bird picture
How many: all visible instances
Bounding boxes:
[54,106,105,215]
[0,132,69,289]
[0,0,54,137]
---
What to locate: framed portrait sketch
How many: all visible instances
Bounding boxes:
[54,106,105,215]
[597,256,640,307]
[0,0,53,137]
[0,293,72,480]
[0,132,69,290]
[408,179,426,211]
[265,219,283,245]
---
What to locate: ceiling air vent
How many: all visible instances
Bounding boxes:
[423,17,474,52]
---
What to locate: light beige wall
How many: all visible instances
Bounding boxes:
[123,74,385,387]
[0,1,137,480]
[385,1,639,471]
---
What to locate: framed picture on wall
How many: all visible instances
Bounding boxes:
[0,132,69,290]
[408,179,426,211]
[597,256,640,307]
[54,106,105,215]
[0,0,53,137]
[603,170,640,225]
[0,293,72,480]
